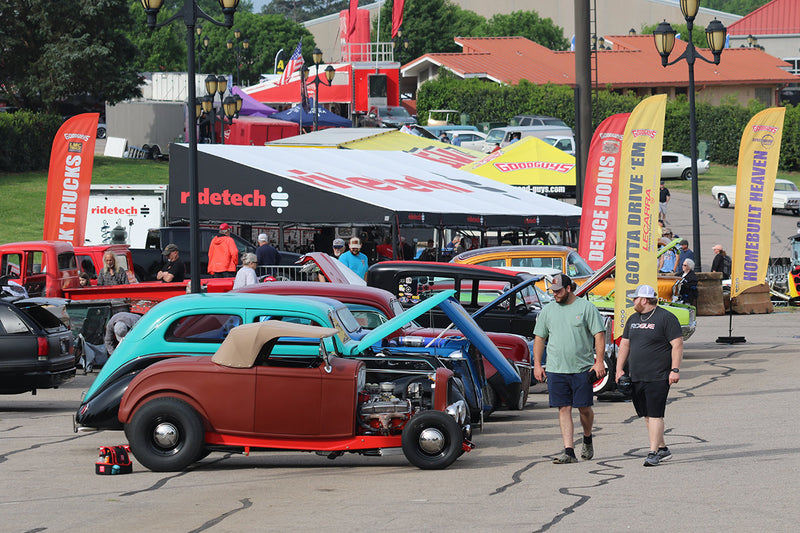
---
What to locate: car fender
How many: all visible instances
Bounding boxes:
[433,367,455,412]
[118,363,213,425]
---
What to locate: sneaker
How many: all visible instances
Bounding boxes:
[656,447,672,461]
[581,442,594,460]
[553,452,578,464]
[643,451,660,467]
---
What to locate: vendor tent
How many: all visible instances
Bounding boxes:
[168,144,580,231]
[460,137,577,197]
[231,86,277,118]
[272,102,352,128]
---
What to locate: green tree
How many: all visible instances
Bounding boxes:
[376,0,470,57]
[703,0,769,15]
[194,12,314,85]
[262,0,347,22]
[0,0,142,112]
[481,11,569,51]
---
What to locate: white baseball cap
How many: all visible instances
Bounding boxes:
[633,285,657,299]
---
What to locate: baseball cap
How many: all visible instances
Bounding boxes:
[349,237,361,249]
[550,273,572,291]
[113,321,130,342]
[333,238,345,248]
[633,285,657,299]
[679,239,689,246]
[219,223,230,232]
[257,233,268,243]
[162,243,179,255]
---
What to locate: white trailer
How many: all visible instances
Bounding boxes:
[83,185,167,248]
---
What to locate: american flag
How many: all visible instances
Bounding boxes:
[278,40,304,86]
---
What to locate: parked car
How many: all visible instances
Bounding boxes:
[661,151,709,180]
[451,245,678,300]
[510,115,569,127]
[97,122,107,139]
[119,321,473,471]
[359,106,417,128]
[711,178,800,215]
[75,290,520,431]
[237,280,532,411]
[541,135,576,156]
[445,130,487,150]
[480,126,575,153]
[0,298,75,394]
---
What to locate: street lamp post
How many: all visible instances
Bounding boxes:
[301,48,335,132]
[139,0,239,294]
[203,74,229,143]
[195,26,210,72]
[653,0,726,271]
[227,29,249,85]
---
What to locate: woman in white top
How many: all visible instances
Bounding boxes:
[233,253,258,289]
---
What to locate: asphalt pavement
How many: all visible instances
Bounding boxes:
[1,306,799,532]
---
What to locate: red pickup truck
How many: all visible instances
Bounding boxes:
[0,241,233,304]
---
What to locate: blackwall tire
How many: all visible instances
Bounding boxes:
[718,194,730,208]
[127,397,203,472]
[682,168,693,180]
[402,411,463,470]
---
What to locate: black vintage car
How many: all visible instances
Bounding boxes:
[0,298,75,394]
[365,262,549,339]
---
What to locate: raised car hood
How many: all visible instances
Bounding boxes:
[355,290,455,352]
[355,289,521,386]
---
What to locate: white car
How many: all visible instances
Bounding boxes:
[445,130,487,151]
[711,178,800,215]
[661,151,709,180]
[541,135,576,156]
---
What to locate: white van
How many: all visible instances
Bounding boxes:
[481,125,575,153]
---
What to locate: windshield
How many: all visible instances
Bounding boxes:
[379,107,411,118]
[485,129,504,144]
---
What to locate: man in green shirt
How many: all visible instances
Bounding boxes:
[533,274,606,464]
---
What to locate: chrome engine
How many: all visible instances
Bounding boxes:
[358,382,412,435]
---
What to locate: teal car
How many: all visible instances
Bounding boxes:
[75,291,520,431]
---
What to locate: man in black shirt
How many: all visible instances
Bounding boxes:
[157,243,185,283]
[659,180,670,224]
[616,284,683,467]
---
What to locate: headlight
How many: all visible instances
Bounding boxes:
[445,399,467,425]
[448,350,464,359]
[357,365,366,391]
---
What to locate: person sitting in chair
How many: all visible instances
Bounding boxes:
[677,258,698,305]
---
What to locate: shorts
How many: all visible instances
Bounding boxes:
[631,380,670,418]
[546,370,594,408]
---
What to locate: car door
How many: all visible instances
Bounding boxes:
[252,337,323,436]
[0,303,36,370]
[661,154,680,178]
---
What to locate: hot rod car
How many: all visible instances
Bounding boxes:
[119,321,473,471]
[75,290,520,431]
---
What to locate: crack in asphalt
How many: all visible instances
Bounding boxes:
[119,454,234,497]
[503,342,752,531]
[186,498,252,533]
[0,433,85,465]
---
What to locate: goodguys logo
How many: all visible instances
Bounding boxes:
[64,133,91,141]
[752,125,778,134]
[494,161,575,173]
[631,129,657,138]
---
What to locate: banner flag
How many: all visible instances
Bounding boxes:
[347,0,358,39]
[614,95,666,338]
[578,113,630,270]
[42,113,99,245]
[730,107,785,298]
[391,0,405,39]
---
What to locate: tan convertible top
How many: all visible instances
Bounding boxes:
[211,321,339,368]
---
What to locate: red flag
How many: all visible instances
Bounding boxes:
[43,113,99,245]
[578,113,629,271]
[347,0,358,39]
[391,0,405,39]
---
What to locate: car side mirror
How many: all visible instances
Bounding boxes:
[319,339,332,373]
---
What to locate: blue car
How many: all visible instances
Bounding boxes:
[74,290,520,431]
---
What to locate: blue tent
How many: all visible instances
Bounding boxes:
[272,101,352,128]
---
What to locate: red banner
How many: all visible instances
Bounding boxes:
[42,113,99,245]
[578,113,630,270]
[392,0,405,39]
[347,0,358,39]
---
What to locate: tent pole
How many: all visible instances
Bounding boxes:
[391,215,399,260]
[278,223,285,251]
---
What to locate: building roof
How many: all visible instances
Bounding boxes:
[727,0,800,36]
[403,36,798,89]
